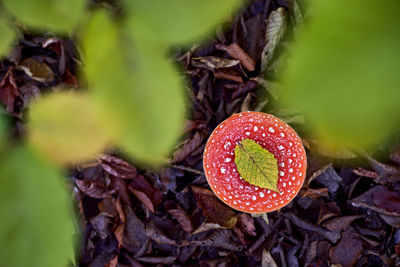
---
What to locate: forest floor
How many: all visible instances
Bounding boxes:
[0,0,399,266]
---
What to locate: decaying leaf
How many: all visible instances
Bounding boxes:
[191,56,240,69]
[329,229,362,267]
[322,215,363,232]
[262,249,278,267]
[216,43,256,72]
[100,154,137,179]
[129,175,162,213]
[0,68,19,113]
[351,185,400,216]
[191,185,237,228]
[261,7,287,71]
[18,57,54,83]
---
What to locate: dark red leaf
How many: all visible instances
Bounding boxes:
[100,154,137,179]
[329,229,362,267]
[0,68,19,113]
[321,215,363,232]
[191,185,237,228]
[216,43,256,71]
[129,175,162,212]
[172,130,208,163]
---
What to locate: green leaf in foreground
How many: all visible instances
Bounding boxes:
[235,139,280,192]
[2,0,86,32]
[83,11,186,165]
[0,18,15,58]
[28,91,109,165]
[0,146,76,267]
[123,0,244,45]
[280,0,400,149]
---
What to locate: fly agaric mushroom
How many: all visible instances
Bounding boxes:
[203,111,307,213]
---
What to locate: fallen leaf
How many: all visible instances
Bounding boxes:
[100,154,137,179]
[163,201,193,233]
[191,56,240,69]
[300,187,329,199]
[321,215,363,232]
[0,68,19,113]
[191,185,237,228]
[76,179,115,199]
[130,188,155,213]
[329,229,362,267]
[90,213,111,240]
[123,206,149,254]
[284,213,341,243]
[18,83,40,108]
[191,222,227,235]
[214,69,244,83]
[129,175,162,212]
[261,7,287,71]
[312,166,342,196]
[262,249,278,267]
[192,229,244,251]
[18,57,54,83]
[317,202,341,225]
[237,213,256,236]
[172,130,208,163]
[136,256,176,265]
[216,43,256,71]
[351,185,400,216]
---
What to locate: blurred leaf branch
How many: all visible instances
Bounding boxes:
[279,0,400,150]
[0,0,245,266]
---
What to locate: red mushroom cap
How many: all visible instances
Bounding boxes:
[203,111,307,213]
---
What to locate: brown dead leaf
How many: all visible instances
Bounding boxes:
[284,213,341,243]
[322,215,363,232]
[172,130,208,163]
[76,179,115,199]
[163,201,193,233]
[0,68,19,113]
[123,206,149,254]
[237,213,256,236]
[114,197,125,248]
[98,196,117,218]
[353,167,379,179]
[317,202,341,225]
[329,229,362,267]
[129,175,162,213]
[261,7,287,71]
[63,67,79,87]
[300,188,329,199]
[105,256,118,267]
[191,185,237,228]
[19,83,40,108]
[131,188,155,213]
[191,56,240,69]
[216,43,255,72]
[18,57,54,83]
[351,185,400,216]
[100,154,137,179]
[214,69,244,83]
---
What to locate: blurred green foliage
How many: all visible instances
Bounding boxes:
[0,146,76,267]
[0,0,246,265]
[0,17,14,57]
[280,0,400,149]
[28,91,109,165]
[123,0,244,45]
[83,11,186,164]
[2,0,86,32]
